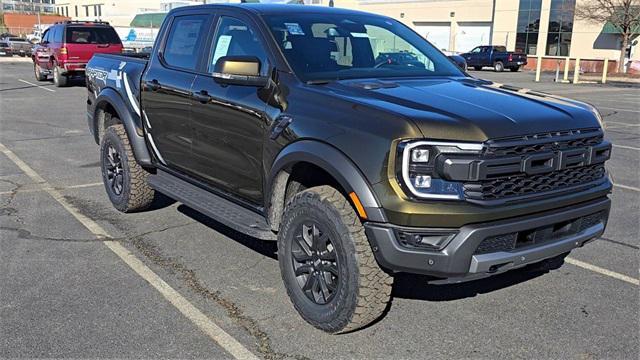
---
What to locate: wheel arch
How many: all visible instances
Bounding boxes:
[266,140,386,231]
[92,87,152,166]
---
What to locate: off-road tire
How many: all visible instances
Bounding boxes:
[278,185,393,333]
[100,124,155,212]
[52,62,68,87]
[473,66,482,71]
[34,62,46,81]
[494,61,505,72]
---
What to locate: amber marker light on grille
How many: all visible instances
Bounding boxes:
[349,192,368,220]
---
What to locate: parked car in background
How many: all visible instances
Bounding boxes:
[0,41,12,56]
[461,45,527,72]
[1,36,32,57]
[32,21,123,87]
[441,50,468,71]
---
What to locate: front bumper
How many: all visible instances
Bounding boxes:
[364,196,610,282]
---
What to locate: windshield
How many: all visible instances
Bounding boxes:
[264,13,463,82]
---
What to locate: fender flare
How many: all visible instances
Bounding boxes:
[267,140,387,224]
[93,87,152,166]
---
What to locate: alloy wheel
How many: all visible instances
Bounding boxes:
[105,144,124,196]
[291,222,340,305]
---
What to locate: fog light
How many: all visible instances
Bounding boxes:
[413,175,431,188]
[398,230,458,250]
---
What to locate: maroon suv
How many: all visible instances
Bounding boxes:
[32,21,123,87]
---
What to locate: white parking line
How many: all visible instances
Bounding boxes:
[565,258,639,286]
[613,183,640,192]
[0,142,259,360]
[0,182,103,195]
[599,106,640,114]
[18,79,55,92]
[612,144,640,151]
[605,121,640,127]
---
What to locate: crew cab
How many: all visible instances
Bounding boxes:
[86,4,612,333]
[462,45,527,72]
[32,21,123,87]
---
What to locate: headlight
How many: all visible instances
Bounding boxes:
[398,140,483,200]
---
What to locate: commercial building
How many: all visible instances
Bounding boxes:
[51,1,162,26]
[1,0,56,14]
[318,0,639,72]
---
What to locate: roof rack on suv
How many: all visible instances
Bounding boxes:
[54,20,110,25]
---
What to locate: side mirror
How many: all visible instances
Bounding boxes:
[213,56,269,87]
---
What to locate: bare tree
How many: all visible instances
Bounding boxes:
[575,0,640,73]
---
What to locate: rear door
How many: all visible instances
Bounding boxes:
[64,26,123,63]
[141,12,213,174]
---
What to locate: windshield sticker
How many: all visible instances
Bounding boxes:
[212,35,232,65]
[351,32,369,38]
[285,23,305,36]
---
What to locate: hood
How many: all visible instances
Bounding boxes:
[320,78,601,142]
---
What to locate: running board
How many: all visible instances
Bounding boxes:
[148,170,276,240]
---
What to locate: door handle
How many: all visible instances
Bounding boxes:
[145,79,161,91]
[192,90,211,103]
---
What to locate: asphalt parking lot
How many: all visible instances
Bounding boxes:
[1,58,638,359]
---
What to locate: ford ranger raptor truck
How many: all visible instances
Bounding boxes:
[85,4,612,333]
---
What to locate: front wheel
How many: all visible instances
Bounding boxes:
[494,61,505,72]
[34,62,46,81]
[100,124,155,212]
[278,186,393,333]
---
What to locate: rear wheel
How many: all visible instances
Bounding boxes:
[34,62,46,81]
[510,66,520,72]
[278,186,393,333]
[100,124,155,212]
[494,61,505,72]
[52,62,68,87]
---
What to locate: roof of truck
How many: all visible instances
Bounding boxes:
[171,3,376,17]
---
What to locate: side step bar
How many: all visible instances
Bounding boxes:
[148,170,276,240]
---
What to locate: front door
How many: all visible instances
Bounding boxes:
[190,14,273,204]
[465,46,482,66]
[141,13,212,174]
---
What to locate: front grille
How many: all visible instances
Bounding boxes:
[474,211,605,255]
[464,164,606,201]
[484,129,603,157]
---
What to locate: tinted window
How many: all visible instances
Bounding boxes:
[265,14,462,82]
[65,26,121,44]
[53,26,63,42]
[42,30,50,43]
[208,17,268,73]
[163,15,208,70]
[494,46,507,52]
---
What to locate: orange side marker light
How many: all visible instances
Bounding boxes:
[348,192,368,220]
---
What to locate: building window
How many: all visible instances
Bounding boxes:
[546,0,576,56]
[75,5,78,17]
[515,0,542,55]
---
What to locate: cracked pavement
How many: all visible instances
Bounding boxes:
[1,61,638,359]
